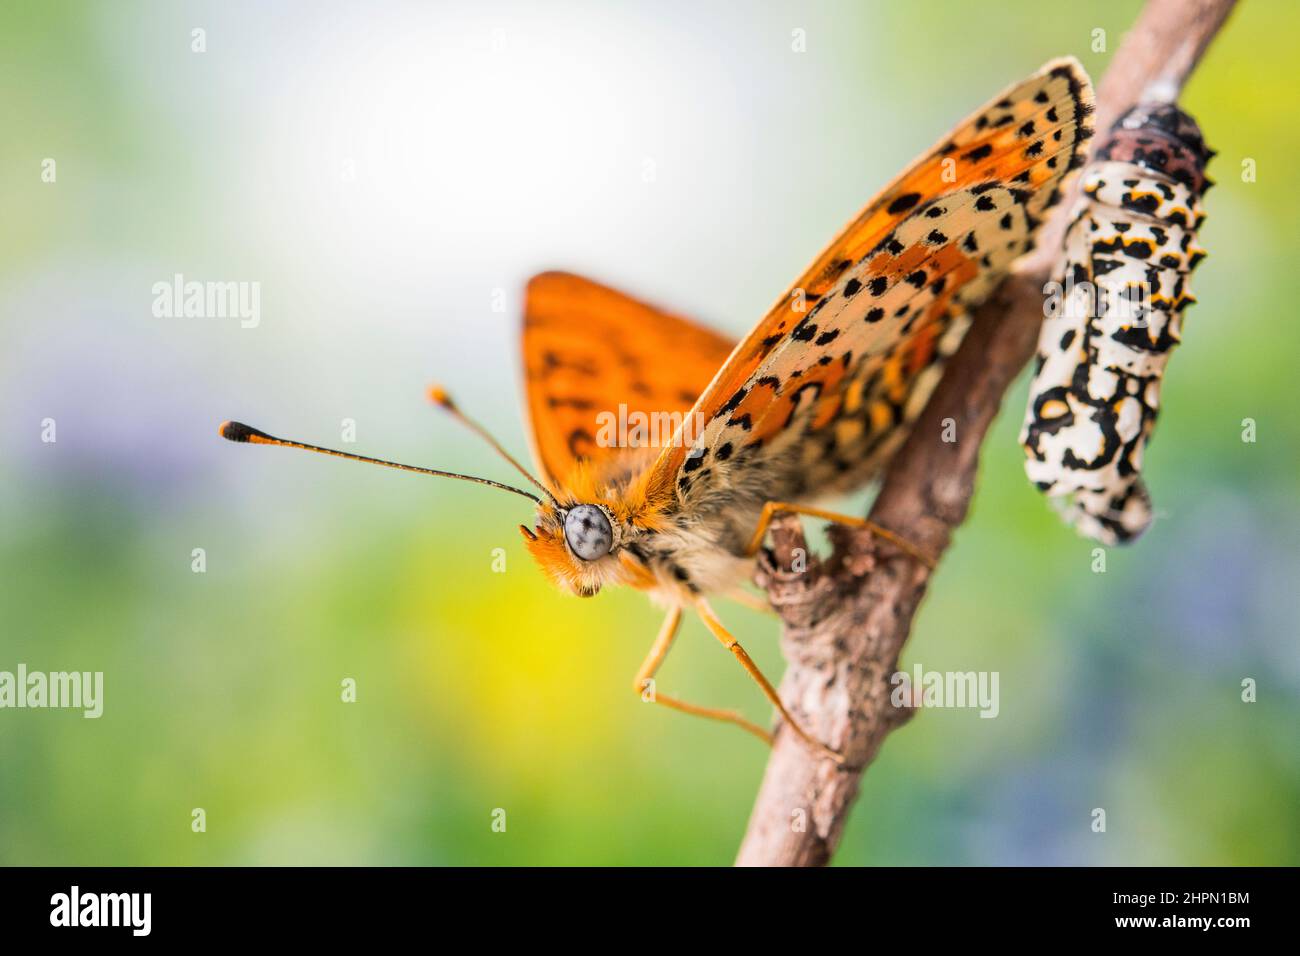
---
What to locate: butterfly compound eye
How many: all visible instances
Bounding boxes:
[564,505,613,561]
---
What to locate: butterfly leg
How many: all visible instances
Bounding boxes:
[744,500,937,569]
[633,605,774,745]
[695,599,845,765]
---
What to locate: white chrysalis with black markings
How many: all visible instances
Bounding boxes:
[1020,102,1212,544]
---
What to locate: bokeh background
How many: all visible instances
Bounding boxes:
[2,0,1296,866]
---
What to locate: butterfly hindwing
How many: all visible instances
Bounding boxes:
[648,58,1095,516]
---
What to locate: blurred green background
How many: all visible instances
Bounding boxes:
[2,0,1296,866]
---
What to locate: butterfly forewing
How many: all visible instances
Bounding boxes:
[521,271,736,493]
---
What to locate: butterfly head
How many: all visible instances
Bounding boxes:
[220,387,662,599]
[521,499,634,598]
[519,456,666,597]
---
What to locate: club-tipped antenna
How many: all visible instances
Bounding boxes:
[427,384,559,505]
[218,420,543,505]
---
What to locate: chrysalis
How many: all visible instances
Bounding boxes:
[1020,102,1213,544]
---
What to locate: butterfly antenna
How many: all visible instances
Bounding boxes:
[217,420,543,505]
[426,384,560,504]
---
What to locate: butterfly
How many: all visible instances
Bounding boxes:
[1021,101,1211,544]
[221,57,1095,763]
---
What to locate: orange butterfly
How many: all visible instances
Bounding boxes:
[221,58,1094,762]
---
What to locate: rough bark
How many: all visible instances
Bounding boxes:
[736,0,1237,867]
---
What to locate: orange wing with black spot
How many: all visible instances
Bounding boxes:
[648,57,1095,508]
[521,271,736,491]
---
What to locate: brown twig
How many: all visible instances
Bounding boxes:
[735,0,1237,868]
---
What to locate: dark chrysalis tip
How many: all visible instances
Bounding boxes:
[1095,102,1213,197]
[218,420,270,442]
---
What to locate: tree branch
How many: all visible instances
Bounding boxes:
[736,0,1237,868]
